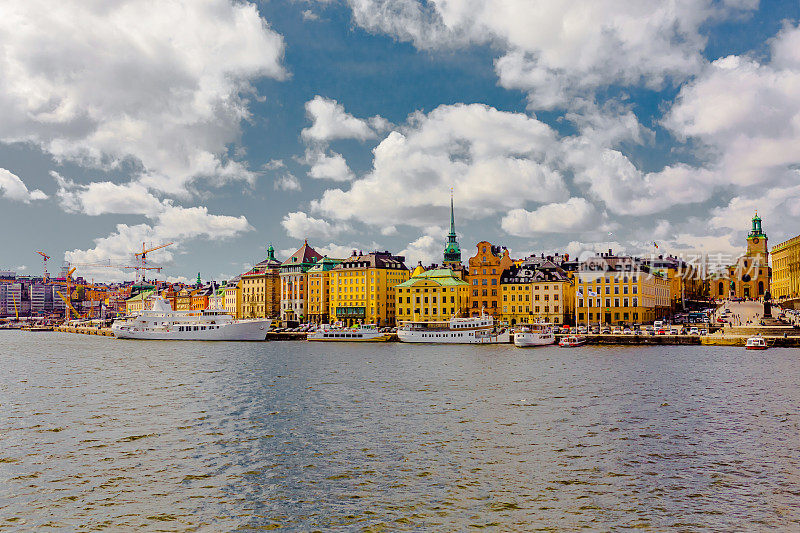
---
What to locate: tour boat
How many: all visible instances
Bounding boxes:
[397,312,510,344]
[745,335,768,350]
[559,335,587,347]
[307,324,391,342]
[513,323,555,347]
[111,298,271,341]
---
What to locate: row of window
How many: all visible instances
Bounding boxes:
[579,298,639,308]
[398,307,457,316]
[502,305,560,314]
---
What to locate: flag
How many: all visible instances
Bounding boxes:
[654,242,659,249]
[576,291,583,298]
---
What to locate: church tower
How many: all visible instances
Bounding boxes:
[746,212,768,257]
[443,191,462,267]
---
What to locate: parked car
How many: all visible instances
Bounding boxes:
[623,328,632,335]
[612,326,623,334]
[601,327,612,334]
[578,326,588,334]
[688,327,699,335]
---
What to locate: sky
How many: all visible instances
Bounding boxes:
[1,0,800,283]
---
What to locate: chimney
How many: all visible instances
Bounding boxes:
[608,248,613,256]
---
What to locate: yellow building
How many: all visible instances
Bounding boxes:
[707,213,771,300]
[125,289,154,314]
[241,245,282,319]
[772,234,800,300]
[499,261,573,325]
[307,257,342,324]
[395,265,469,323]
[224,278,242,319]
[280,241,323,322]
[329,251,410,326]
[575,253,671,326]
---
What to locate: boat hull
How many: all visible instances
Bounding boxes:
[308,333,391,342]
[513,332,555,347]
[112,319,271,341]
[397,329,510,344]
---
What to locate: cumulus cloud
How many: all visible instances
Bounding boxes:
[501,198,601,235]
[304,148,355,181]
[274,174,302,191]
[0,168,47,203]
[54,173,164,217]
[281,211,351,240]
[399,227,447,266]
[0,0,286,196]
[339,0,754,109]
[312,103,568,227]
[301,96,380,142]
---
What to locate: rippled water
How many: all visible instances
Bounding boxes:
[2,331,800,530]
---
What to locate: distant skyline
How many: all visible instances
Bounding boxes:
[1,1,800,283]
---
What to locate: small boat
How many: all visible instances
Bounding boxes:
[559,335,587,347]
[307,324,391,342]
[745,335,768,350]
[514,323,555,347]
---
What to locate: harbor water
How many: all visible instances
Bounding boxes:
[2,331,800,530]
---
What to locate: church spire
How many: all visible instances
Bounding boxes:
[443,188,461,266]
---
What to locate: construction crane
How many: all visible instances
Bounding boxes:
[134,242,173,283]
[36,251,50,280]
[56,290,87,321]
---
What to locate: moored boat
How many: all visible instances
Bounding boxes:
[111,298,271,341]
[513,323,555,347]
[307,324,391,342]
[559,335,587,347]
[745,335,768,350]
[397,312,510,344]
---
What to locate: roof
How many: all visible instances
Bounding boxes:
[396,268,467,287]
[307,256,343,272]
[126,289,155,302]
[281,241,323,267]
[334,251,408,271]
[501,264,570,284]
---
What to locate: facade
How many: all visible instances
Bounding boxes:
[772,233,800,300]
[329,251,410,326]
[224,278,243,319]
[125,289,155,314]
[280,241,324,322]
[466,241,514,317]
[191,284,213,311]
[175,288,193,311]
[642,255,702,308]
[442,193,462,268]
[395,266,469,323]
[707,213,771,300]
[306,257,342,324]
[499,261,573,325]
[242,245,282,319]
[575,252,671,326]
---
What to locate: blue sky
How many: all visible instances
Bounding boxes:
[1,0,800,282]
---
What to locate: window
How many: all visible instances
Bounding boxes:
[491,289,497,296]
[503,295,508,302]
[491,279,497,285]
[614,286,619,294]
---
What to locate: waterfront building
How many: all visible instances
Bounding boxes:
[442,193,462,269]
[499,260,574,325]
[307,256,343,324]
[329,251,409,326]
[125,289,155,315]
[280,241,323,323]
[175,288,193,311]
[771,233,800,300]
[642,255,703,309]
[395,264,469,322]
[467,241,514,317]
[575,251,671,326]
[707,213,771,299]
[242,245,282,319]
[224,277,242,319]
[191,284,215,311]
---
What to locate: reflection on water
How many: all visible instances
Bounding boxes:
[1,331,800,530]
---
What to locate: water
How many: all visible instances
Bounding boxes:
[2,332,800,531]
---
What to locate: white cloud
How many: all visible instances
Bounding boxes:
[340,0,754,109]
[305,148,355,181]
[0,168,48,203]
[301,96,378,142]
[501,198,600,235]
[381,225,398,236]
[274,174,302,191]
[0,0,286,196]
[64,204,252,281]
[281,211,351,240]
[302,9,319,21]
[54,173,164,216]
[312,103,568,227]
[167,275,191,284]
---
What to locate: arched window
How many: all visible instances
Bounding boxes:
[718,281,724,294]
[758,281,764,295]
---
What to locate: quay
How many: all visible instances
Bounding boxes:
[54,325,115,337]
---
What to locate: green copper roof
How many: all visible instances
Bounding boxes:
[443,192,461,263]
[396,268,467,287]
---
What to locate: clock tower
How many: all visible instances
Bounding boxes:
[746,212,768,257]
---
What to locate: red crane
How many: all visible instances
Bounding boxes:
[134,242,173,283]
[36,251,50,280]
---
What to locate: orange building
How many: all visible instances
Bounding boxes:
[467,241,514,317]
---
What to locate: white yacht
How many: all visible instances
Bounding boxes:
[111,298,271,341]
[397,313,510,344]
[307,323,391,342]
[745,335,768,350]
[513,323,555,347]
